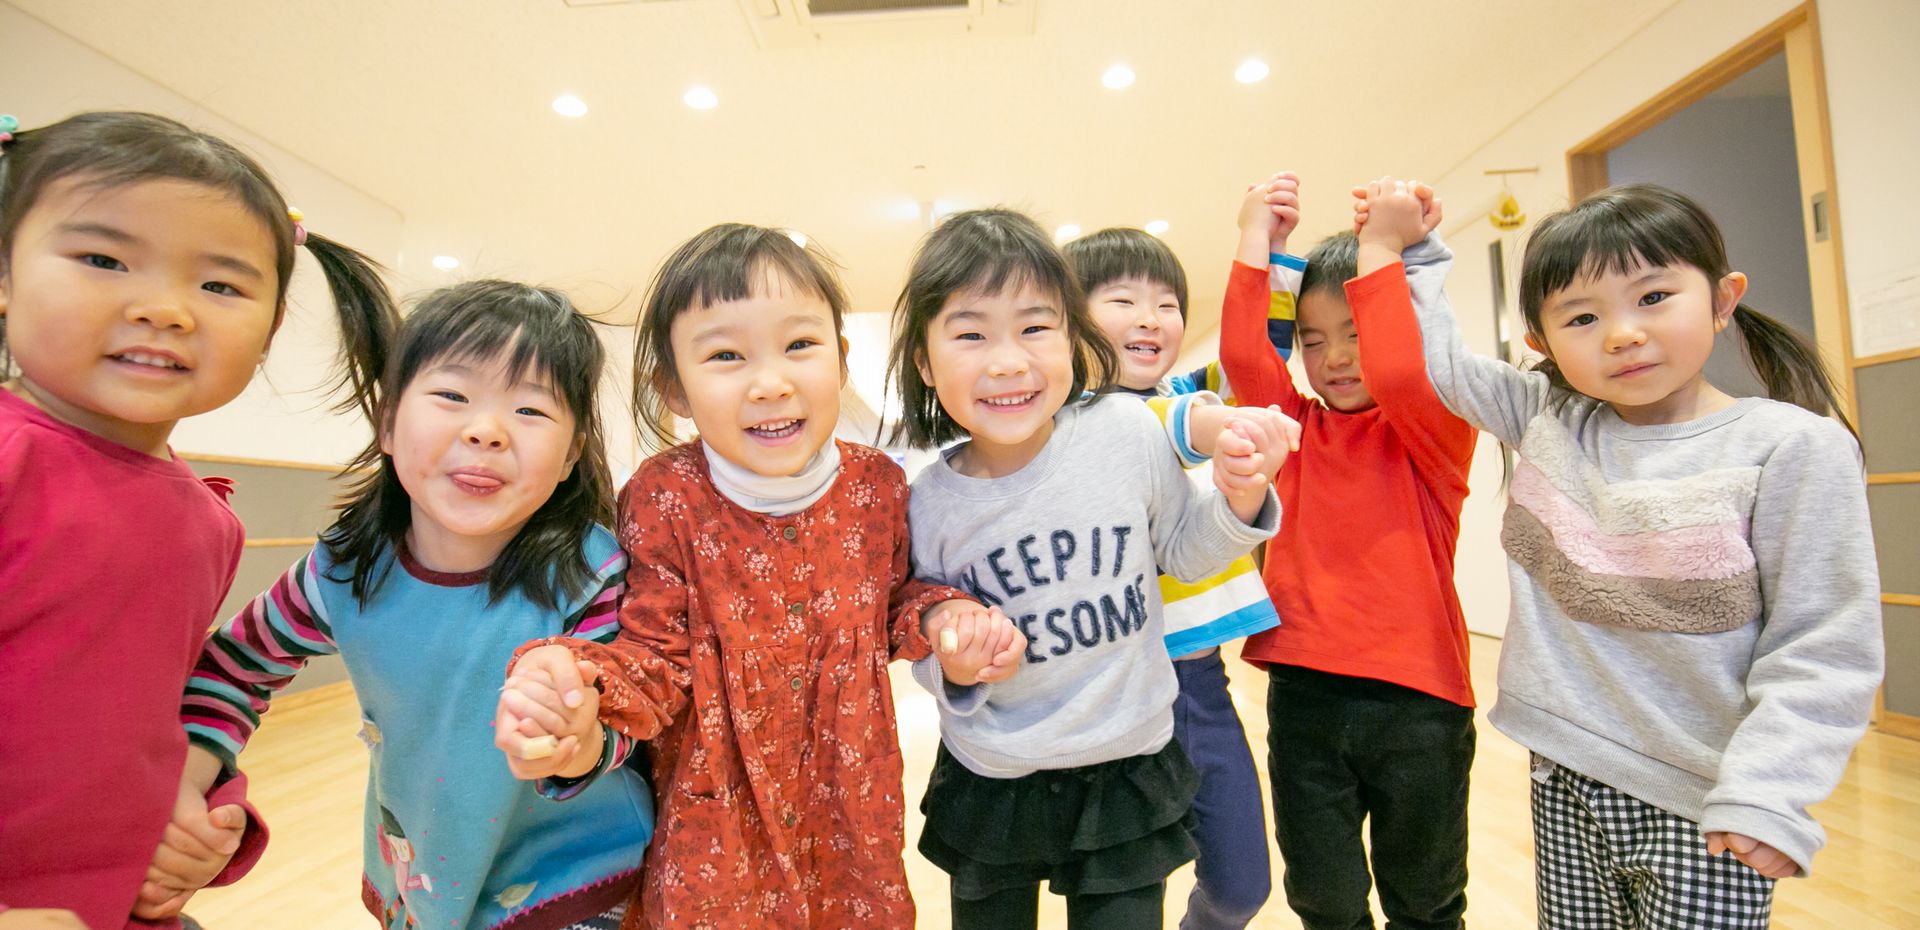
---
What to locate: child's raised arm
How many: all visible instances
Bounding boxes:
[1343,179,1478,490]
[1219,174,1308,417]
[1352,177,1549,447]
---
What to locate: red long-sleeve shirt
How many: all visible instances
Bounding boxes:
[540,441,963,930]
[1218,261,1478,706]
[0,388,266,929]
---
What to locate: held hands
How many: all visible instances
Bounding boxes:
[1237,171,1301,265]
[1209,406,1300,522]
[1351,175,1442,249]
[925,600,1024,686]
[1706,831,1800,879]
[132,748,247,920]
[495,645,607,781]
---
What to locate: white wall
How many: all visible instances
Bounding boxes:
[1819,0,1920,357]
[1608,88,1813,399]
[1,2,407,465]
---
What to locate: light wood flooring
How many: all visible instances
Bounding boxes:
[187,635,1920,928]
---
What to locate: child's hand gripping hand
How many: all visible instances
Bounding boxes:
[926,600,1024,686]
[1706,831,1800,879]
[1353,176,1444,278]
[1236,171,1302,265]
[495,645,607,781]
[1352,176,1442,247]
[131,746,246,920]
[1211,406,1301,524]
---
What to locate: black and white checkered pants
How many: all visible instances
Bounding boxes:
[1530,755,1775,929]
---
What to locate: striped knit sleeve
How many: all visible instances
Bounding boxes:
[562,552,639,779]
[183,550,338,770]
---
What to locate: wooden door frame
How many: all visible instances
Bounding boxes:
[1562,3,1920,740]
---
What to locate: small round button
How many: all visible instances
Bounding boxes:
[788,602,804,616]
[785,812,797,827]
[782,525,798,541]
[789,676,804,691]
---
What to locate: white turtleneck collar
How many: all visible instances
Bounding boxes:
[702,438,842,516]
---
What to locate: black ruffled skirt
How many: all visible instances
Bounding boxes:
[918,738,1200,899]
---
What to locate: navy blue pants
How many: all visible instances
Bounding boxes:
[1171,649,1273,930]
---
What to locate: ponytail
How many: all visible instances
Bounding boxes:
[1730,303,1859,442]
[299,232,400,424]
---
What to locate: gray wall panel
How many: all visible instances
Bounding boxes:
[182,457,344,540]
[1867,483,1920,595]
[1884,604,1920,717]
[1855,358,1920,475]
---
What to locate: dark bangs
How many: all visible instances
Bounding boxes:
[885,208,1117,449]
[1519,183,1728,331]
[1063,227,1189,318]
[635,223,850,452]
[1300,231,1359,300]
[326,280,615,611]
[0,111,297,303]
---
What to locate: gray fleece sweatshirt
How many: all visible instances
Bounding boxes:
[908,395,1278,778]
[1399,235,1882,874]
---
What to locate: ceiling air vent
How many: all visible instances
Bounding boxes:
[734,0,1035,47]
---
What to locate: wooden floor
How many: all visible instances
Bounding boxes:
[189,635,1920,929]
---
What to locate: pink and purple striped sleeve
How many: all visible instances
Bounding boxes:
[183,550,337,770]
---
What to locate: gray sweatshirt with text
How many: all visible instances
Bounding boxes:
[908,396,1278,778]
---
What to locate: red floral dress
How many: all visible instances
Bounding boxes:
[560,441,963,929]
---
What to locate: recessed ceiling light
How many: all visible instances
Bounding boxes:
[787,230,808,248]
[432,255,460,271]
[1055,224,1082,243]
[1235,58,1270,84]
[684,86,719,110]
[1145,220,1170,236]
[1102,64,1135,90]
[552,94,588,117]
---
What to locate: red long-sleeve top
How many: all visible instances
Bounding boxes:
[1218,261,1479,706]
[0,388,267,929]
[540,441,964,929]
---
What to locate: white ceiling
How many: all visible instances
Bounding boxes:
[13,0,1682,336]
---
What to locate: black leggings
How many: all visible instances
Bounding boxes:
[951,881,1165,930]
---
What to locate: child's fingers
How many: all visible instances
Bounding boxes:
[144,862,192,894]
[1744,845,1794,878]
[543,653,589,709]
[181,805,244,856]
[500,688,572,734]
[206,803,246,833]
[494,709,553,758]
[950,609,980,658]
[1278,412,1303,452]
[1216,432,1255,460]
[504,676,572,718]
[131,886,191,920]
[162,799,241,858]
[1705,832,1727,857]
[159,819,224,864]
